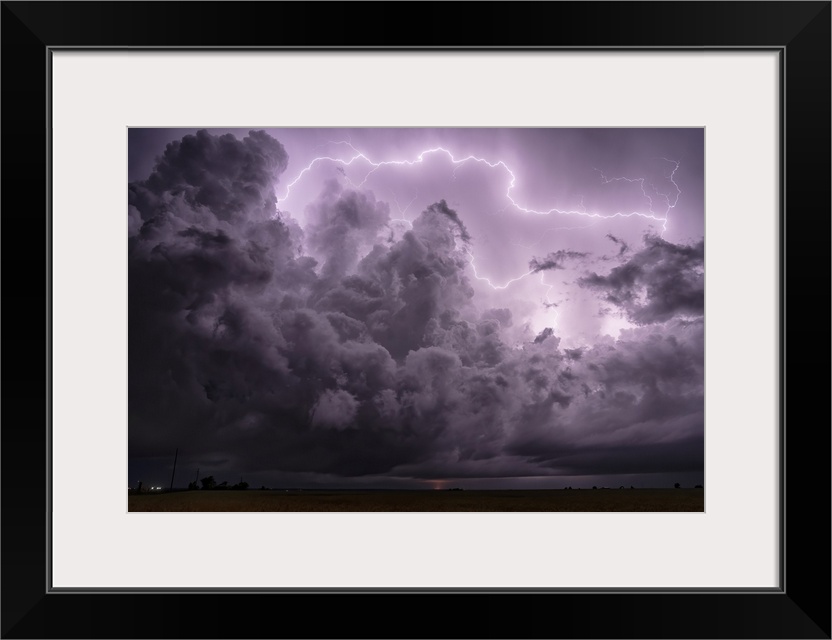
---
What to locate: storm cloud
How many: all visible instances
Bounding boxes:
[529,249,588,273]
[579,235,704,325]
[129,129,704,489]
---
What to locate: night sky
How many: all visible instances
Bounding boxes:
[128,128,704,490]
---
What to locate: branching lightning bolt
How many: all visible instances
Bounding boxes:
[465,250,534,290]
[540,272,559,329]
[594,157,681,236]
[277,141,682,293]
[389,189,419,220]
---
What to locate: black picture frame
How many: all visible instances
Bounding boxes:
[2,2,829,638]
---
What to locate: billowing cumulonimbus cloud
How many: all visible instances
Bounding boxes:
[128,130,703,486]
[311,389,360,430]
[579,234,704,325]
[305,179,391,280]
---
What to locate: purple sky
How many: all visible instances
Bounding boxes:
[128,128,704,490]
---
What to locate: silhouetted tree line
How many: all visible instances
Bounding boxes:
[186,475,249,491]
[559,485,657,490]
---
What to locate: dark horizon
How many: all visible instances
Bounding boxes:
[132,485,704,492]
[129,467,706,493]
[129,128,704,493]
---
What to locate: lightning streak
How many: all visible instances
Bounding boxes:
[594,157,681,236]
[277,142,682,293]
[540,272,555,306]
[389,190,419,219]
[465,250,534,290]
[279,143,678,227]
[540,272,559,329]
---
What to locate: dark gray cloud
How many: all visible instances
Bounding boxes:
[130,129,288,227]
[428,199,471,243]
[579,235,704,325]
[529,250,588,273]
[305,180,391,280]
[505,320,704,474]
[128,129,703,489]
[605,233,630,256]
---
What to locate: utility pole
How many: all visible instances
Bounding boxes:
[169,448,178,492]
[194,467,200,486]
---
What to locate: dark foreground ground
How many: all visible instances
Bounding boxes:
[129,489,704,512]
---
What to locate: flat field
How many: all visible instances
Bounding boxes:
[128,489,703,512]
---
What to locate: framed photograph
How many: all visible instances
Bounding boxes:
[3,2,829,638]
[126,125,708,515]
